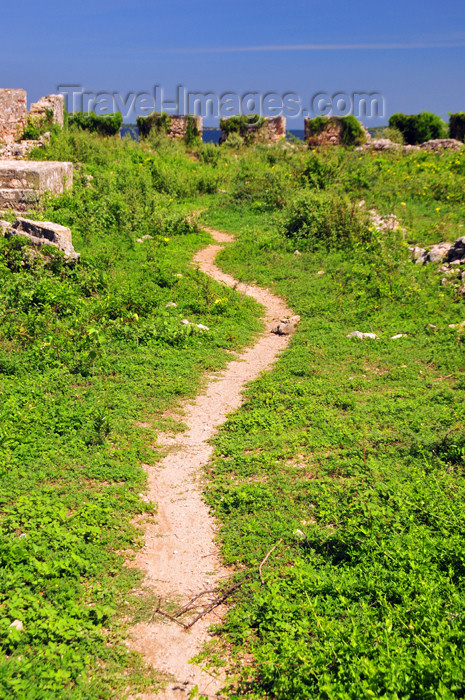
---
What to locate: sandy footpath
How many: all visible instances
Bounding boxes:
[130,228,294,698]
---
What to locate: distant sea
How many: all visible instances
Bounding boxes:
[121,126,306,143]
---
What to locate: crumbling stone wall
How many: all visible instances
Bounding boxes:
[0,89,27,145]
[220,116,286,144]
[137,113,203,141]
[167,115,203,140]
[29,94,65,128]
[304,117,344,146]
[304,116,369,147]
[262,116,287,142]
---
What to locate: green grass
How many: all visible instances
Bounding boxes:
[199,197,465,697]
[2,126,465,698]
[0,129,262,697]
[206,141,465,247]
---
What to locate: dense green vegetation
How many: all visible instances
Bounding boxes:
[388,112,447,145]
[0,128,261,697]
[1,119,465,698]
[198,138,465,698]
[136,111,172,139]
[220,114,268,146]
[306,115,367,146]
[22,108,56,141]
[67,112,123,137]
[449,113,465,142]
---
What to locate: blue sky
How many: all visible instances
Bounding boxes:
[2,0,465,126]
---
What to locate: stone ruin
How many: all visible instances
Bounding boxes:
[1,217,79,260]
[167,115,203,140]
[262,116,287,143]
[304,116,370,147]
[0,89,71,213]
[0,89,28,145]
[0,89,64,146]
[220,116,286,144]
[138,113,203,141]
[29,94,65,128]
[359,137,464,154]
[0,160,73,212]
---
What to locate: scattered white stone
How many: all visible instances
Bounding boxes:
[294,250,301,256]
[196,324,209,331]
[317,270,325,275]
[347,331,379,340]
[391,334,407,339]
[9,620,23,631]
[181,319,191,325]
[165,302,177,308]
[369,210,402,233]
[420,138,463,152]
[409,246,427,264]
[271,315,301,336]
[426,242,452,263]
[136,235,153,243]
[449,321,465,329]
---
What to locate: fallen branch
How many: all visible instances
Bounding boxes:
[150,597,189,629]
[259,539,283,585]
[184,580,244,630]
[150,581,244,630]
[174,588,218,618]
[150,542,283,630]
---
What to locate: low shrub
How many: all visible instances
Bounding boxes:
[196,142,221,165]
[184,115,202,147]
[68,112,123,137]
[299,152,342,189]
[230,155,295,209]
[281,189,370,249]
[449,113,465,142]
[388,112,447,145]
[339,115,367,146]
[136,112,171,139]
[376,126,405,144]
[222,132,244,150]
[22,109,56,140]
[220,114,266,145]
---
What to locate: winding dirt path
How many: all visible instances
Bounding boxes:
[130,228,294,699]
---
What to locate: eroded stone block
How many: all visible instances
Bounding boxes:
[0,160,73,193]
[0,89,27,144]
[6,217,79,259]
[29,94,65,128]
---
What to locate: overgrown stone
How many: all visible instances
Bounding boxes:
[5,217,79,259]
[29,94,64,128]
